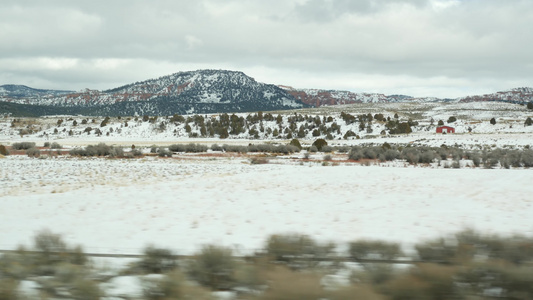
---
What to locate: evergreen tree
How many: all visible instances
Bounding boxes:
[397,122,412,134]
[289,139,302,150]
[297,125,306,138]
[218,127,229,139]
[200,125,207,137]
[312,139,328,151]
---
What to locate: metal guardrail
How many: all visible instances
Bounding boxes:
[0,249,443,264]
[0,249,155,259]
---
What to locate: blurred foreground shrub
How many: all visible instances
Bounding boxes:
[265,234,335,269]
[142,271,213,300]
[188,245,236,290]
[383,263,461,300]
[138,245,177,274]
[349,240,402,261]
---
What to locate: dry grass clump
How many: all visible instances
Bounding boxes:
[69,143,125,157]
[255,266,324,300]
[0,278,19,300]
[142,271,214,300]
[0,145,8,155]
[11,142,36,150]
[25,147,40,158]
[254,266,385,300]
[383,264,461,300]
[250,157,269,164]
[169,143,209,153]
[328,284,387,300]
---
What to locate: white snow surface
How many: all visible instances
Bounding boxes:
[1,155,532,255]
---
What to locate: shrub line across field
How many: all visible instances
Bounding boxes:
[3,139,533,169]
[0,249,434,264]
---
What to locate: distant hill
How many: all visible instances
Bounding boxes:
[0,84,73,98]
[1,70,532,117]
[457,87,533,103]
[279,86,533,107]
[0,70,307,116]
[279,86,445,106]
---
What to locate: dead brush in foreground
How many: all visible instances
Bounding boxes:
[252,266,385,300]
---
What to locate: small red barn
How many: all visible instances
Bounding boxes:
[436,126,455,134]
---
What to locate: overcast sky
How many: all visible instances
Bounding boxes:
[1,0,532,98]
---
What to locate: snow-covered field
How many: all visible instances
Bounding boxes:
[2,101,533,258]
[2,101,533,150]
[2,103,533,299]
[1,154,532,256]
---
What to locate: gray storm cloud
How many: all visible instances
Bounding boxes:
[0,0,532,98]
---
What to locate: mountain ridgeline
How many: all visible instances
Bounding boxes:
[0,70,307,117]
[1,69,533,117]
[0,84,74,98]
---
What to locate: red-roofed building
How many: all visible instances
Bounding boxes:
[436,126,455,134]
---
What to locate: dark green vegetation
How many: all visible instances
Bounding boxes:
[0,99,308,117]
[53,111,407,140]
[0,84,73,98]
[0,101,86,117]
[13,111,363,140]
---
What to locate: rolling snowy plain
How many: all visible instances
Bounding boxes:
[2,101,533,255]
[1,150,532,257]
[1,102,533,298]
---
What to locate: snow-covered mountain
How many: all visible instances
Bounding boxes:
[0,70,307,116]
[7,70,301,108]
[458,87,533,103]
[280,86,448,107]
[0,84,73,98]
[280,86,533,107]
[2,70,533,117]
